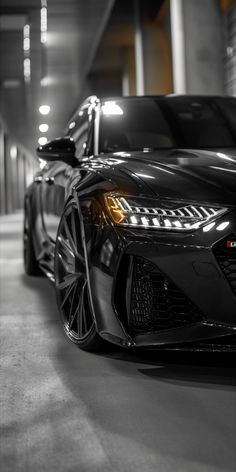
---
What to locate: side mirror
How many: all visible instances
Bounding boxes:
[36,137,77,166]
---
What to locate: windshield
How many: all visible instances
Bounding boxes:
[99,97,236,153]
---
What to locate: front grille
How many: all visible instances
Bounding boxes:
[213,233,236,295]
[129,257,203,334]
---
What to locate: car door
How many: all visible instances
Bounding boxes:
[41,160,68,243]
[41,106,94,244]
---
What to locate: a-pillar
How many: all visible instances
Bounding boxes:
[170,0,225,94]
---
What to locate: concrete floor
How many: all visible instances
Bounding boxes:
[0,212,236,472]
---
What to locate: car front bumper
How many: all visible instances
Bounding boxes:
[87,210,236,350]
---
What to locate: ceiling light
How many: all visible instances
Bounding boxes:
[10,145,17,159]
[39,105,50,115]
[24,58,31,82]
[39,123,49,132]
[40,6,47,43]
[2,79,21,88]
[23,24,30,51]
[40,76,50,86]
[69,121,76,129]
[38,137,48,145]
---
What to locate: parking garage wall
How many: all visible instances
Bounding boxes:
[0,116,37,215]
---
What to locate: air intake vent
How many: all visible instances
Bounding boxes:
[213,233,236,295]
[128,257,203,334]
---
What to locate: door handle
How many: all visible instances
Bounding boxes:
[45,177,55,185]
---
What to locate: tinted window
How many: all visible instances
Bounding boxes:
[99,97,236,152]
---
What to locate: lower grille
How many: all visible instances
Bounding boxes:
[213,233,236,295]
[129,257,203,334]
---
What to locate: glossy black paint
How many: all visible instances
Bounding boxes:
[37,137,77,166]
[25,95,236,350]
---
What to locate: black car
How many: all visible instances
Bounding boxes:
[24,95,236,351]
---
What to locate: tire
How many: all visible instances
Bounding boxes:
[23,203,42,276]
[54,199,104,351]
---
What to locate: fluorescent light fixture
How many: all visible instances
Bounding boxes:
[41,6,47,43]
[10,145,17,159]
[24,58,31,82]
[40,76,49,86]
[23,24,30,52]
[2,79,21,88]
[38,136,48,145]
[39,105,50,115]
[39,123,49,132]
[69,121,76,130]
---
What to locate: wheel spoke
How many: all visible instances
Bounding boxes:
[57,273,78,290]
[64,217,79,258]
[78,280,87,337]
[58,233,75,256]
[60,279,77,309]
[71,210,79,251]
[68,281,80,329]
[56,203,94,342]
[82,303,88,333]
[57,252,71,273]
[78,287,84,337]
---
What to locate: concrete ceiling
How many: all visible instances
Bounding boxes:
[0,0,115,154]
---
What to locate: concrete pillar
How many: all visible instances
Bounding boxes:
[170,0,225,94]
[133,0,145,95]
[122,47,136,96]
[17,151,26,209]
[142,21,173,95]
[122,48,130,96]
[4,139,19,214]
[4,136,13,214]
[10,144,18,211]
[0,126,5,215]
[170,0,186,93]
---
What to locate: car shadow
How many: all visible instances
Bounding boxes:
[94,348,236,389]
[20,270,236,390]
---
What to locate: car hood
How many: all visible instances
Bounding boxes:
[97,148,236,205]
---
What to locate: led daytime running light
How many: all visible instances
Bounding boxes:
[104,195,227,231]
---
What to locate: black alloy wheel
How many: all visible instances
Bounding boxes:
[55,200,103,351]
[23,203,41,276]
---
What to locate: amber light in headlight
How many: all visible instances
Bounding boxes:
[105,195,128,224]
[104,195,228,231]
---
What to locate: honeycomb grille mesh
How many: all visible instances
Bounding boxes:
[129,257,203,332]
[129,257,203,334]
[213,233,236,295]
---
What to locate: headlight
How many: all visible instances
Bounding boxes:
[104,194,228,231]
